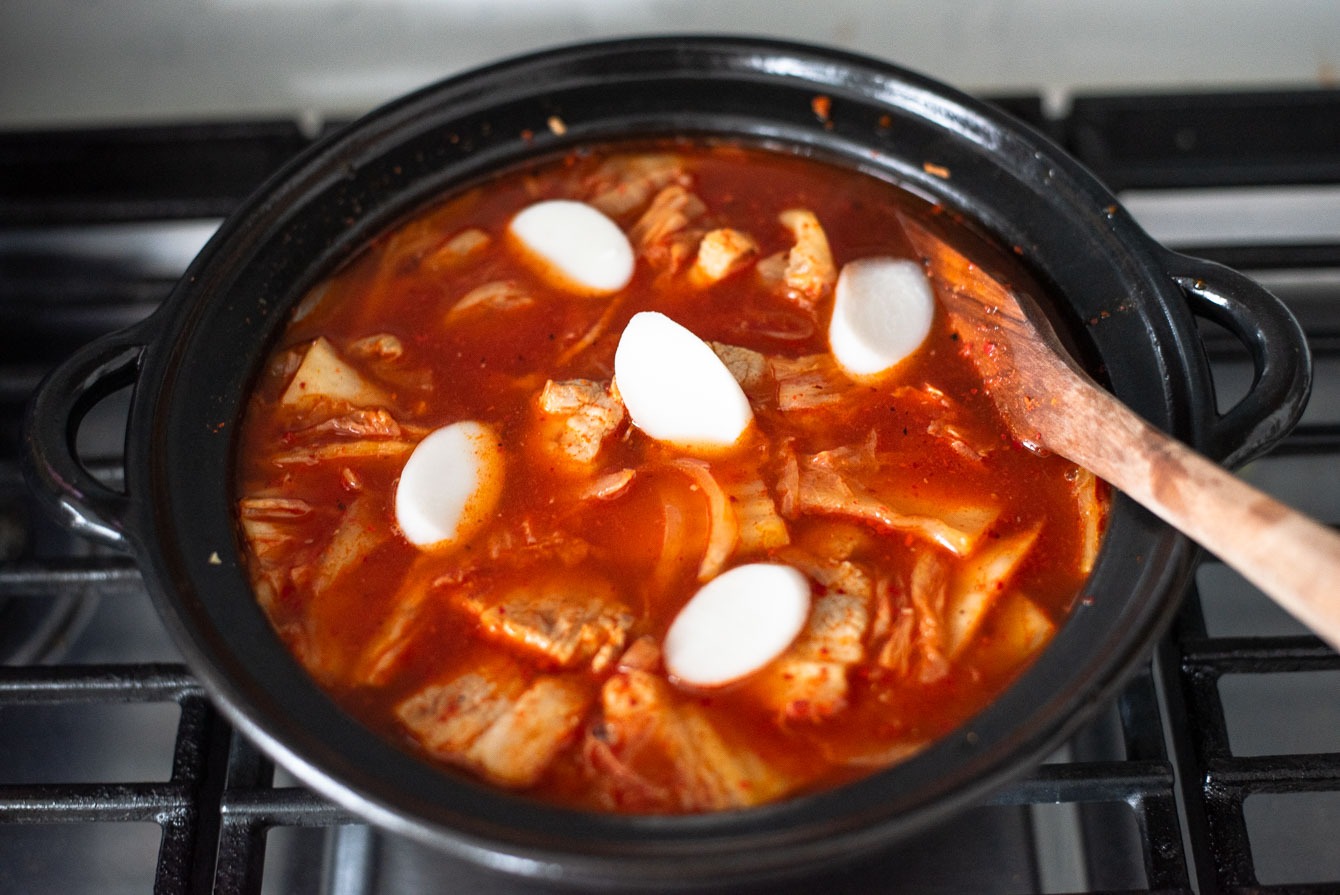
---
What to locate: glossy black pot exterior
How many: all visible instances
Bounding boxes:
[25,37,1310,887]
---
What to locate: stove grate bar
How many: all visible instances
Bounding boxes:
[1180,636,1340,672]
[1272,424,1340,456]
[1208,755,1340,791]
[1066,88,1340,191]
[0,663,201,703]
[1169,571,1340,892]
[0,782,199,823]
[0,121,323,227]
[989,760,1174,805]
[1169,243,1340,273]
[0,674,232,893]
[0,556,144,598]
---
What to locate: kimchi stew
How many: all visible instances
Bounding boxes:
[234,142,1107,813]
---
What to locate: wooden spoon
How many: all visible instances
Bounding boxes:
[902,217,1340,651]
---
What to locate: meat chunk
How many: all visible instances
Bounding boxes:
[537,379,626,465]
[726,474,791,556]
[585,669,788,812]
[628,185,707,272]
[397,661,591,788]
[756,556,872,722]
[708,342,771,398]
[692,228,759,284]
[424,228,491,273]
[292,408,403,441]
[453,573,634,672]
[399,666,518,756]
[345,332,433,396]
[776,209,836,308]
[354,528,601,686]
[583,153,690,218]
[346,333,405,363]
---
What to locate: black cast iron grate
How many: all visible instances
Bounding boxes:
[1,88,1339,893]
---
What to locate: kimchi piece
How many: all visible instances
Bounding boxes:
[234,142,1107,814]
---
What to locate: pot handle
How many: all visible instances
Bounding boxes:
[1165,252,1313,469]
[22,314,161,551]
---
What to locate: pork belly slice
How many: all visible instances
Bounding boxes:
[423,228,491,273]
[453,573,635,673]
[629,184,707,273]
[582,153,690,219]
[586,669,789,812]
[754,557,873,723]
[536,378,626,466]
[707,342,771,399]
[727,473,791,556]
[692,227,759,284]
[292,408,404,441]
[397,660,591,788]
[354,527,600,686]
[760,209,836,310]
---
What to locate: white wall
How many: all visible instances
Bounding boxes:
[1,0,1338,128]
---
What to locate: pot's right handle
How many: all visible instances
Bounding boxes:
[1163,252,1312,469]
[22,315,161,551]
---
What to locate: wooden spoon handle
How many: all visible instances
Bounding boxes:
[1050,372,1340,650]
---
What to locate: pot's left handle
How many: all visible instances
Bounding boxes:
[22,315,162,551]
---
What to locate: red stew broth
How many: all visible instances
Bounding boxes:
[234,142,1106,813]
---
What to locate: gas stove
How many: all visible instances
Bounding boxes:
[2,70,1340,894]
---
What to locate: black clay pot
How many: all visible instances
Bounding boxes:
[24,36,1310,888]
